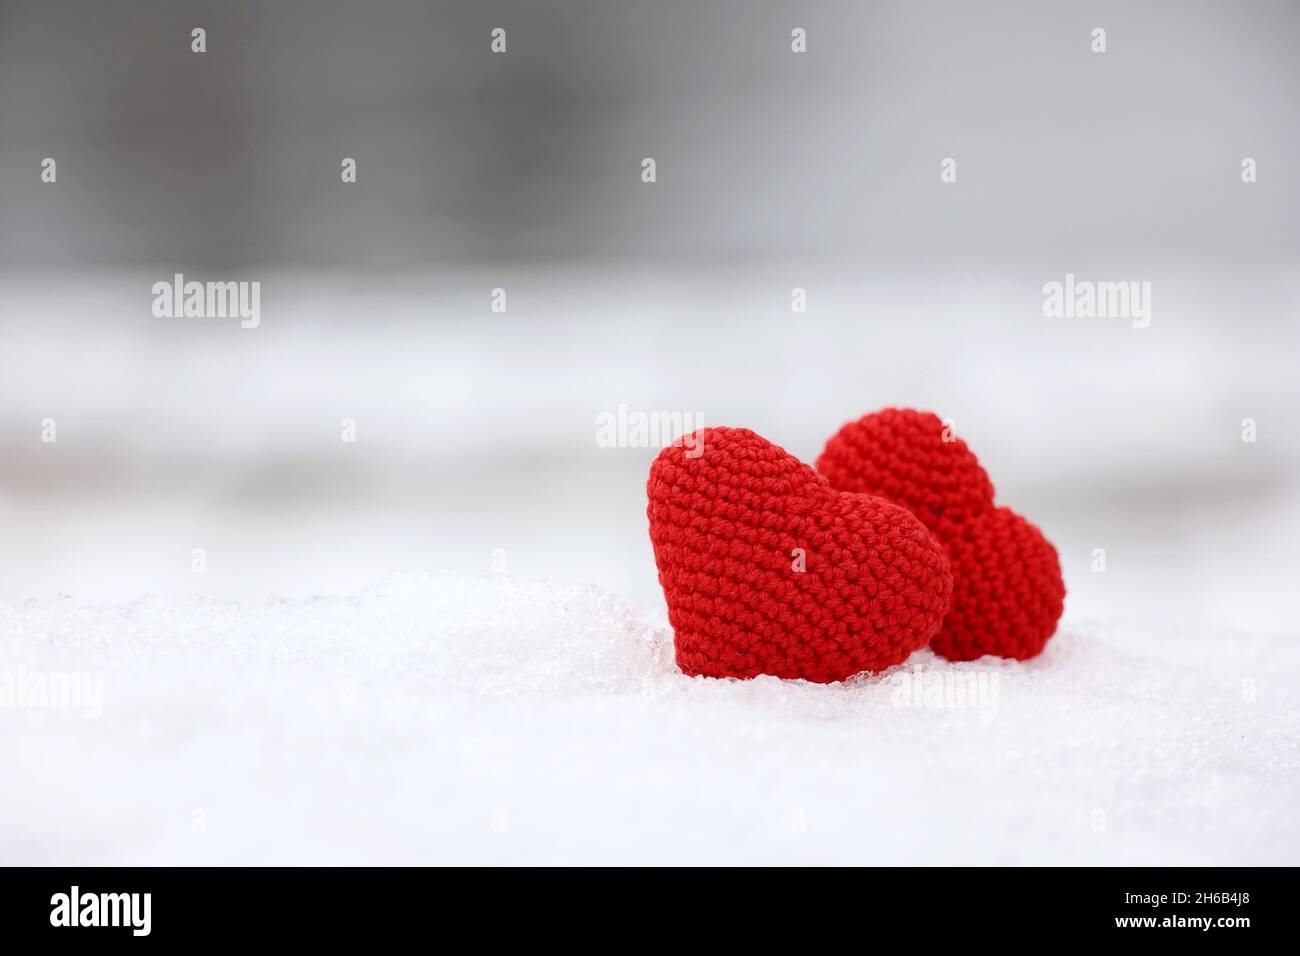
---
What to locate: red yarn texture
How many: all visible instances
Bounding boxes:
[647,426,952,682]
[817,408,1065,661]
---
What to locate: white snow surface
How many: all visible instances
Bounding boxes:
[2,573,1296,865]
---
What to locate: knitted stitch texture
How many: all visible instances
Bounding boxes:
[816,408,1065,661]
[647,426,952,682]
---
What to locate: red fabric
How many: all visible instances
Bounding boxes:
[647,426,952,682]
[816,408,1065,660]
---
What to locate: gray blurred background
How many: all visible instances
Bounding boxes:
[2,0,1298,633]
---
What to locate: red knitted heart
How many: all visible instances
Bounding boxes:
[816,408,1065,661]
[647,426,952,682]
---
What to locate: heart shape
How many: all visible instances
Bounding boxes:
[647,426,952,682]
[816,408,1065,660]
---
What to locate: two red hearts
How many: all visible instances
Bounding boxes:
[646,409,1065,682]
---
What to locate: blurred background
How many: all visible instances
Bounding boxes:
[2,0,1298,634]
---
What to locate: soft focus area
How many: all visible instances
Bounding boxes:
[3,266,1298,635]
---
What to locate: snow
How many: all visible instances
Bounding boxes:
[2,573,1296,865]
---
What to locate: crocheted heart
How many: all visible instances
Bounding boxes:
[816,408,1065,661]
[647,426,952,682]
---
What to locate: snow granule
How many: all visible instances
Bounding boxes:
[1,573,1295,864]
